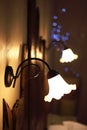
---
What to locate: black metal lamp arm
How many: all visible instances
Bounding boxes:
[4,58,52,88]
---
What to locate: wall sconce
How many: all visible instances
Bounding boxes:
[59,42,78,63]
[4,58,76,102]
[52,40,78,63]
[60,48,78,63]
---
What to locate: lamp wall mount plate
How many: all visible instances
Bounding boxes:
[4,66,14,87]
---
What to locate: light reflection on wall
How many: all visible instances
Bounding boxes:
[7,46,20,59]
[31,45,36,58]
[0,0,27,129]
[36,47,43,59]
[0,39,6,129]
[31,44,43,59]
[0,43,22,130]
[0,41,21,129]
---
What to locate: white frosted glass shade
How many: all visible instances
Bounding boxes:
[44,74,76,102]
[60,48,78,63]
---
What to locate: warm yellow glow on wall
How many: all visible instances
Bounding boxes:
[7,46,20,60]
[31,45,43,59]
[36,47,43,59]
[0,0,27,129]
[0,42,21,129]
[31,45,36,58]
[0,37,6,128]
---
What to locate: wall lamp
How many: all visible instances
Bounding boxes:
[4,58,76,102]
[59,41,78,63]
[60,48,78,63]
[52,40,78,63]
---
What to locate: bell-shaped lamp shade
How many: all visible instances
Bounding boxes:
[60,48,78,63]
[44,71,76,102]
